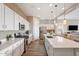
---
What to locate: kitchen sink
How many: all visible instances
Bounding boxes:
[0,39,6,45]
[47,36,53,38]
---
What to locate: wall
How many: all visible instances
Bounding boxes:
[33,17,39,40]
[27,16,39,40]
[0,30,25,39]
[39,19,54,30]
[65,20,79,32]
[27,16,33,34]
[55,19,79,35]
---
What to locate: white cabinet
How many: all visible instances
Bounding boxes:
[19,16,29,31]
[13,45,21,56]
[28,34,32,44]
[53,48,73,56]
[0,46,12,56]
[25,20,29,30]
[5,46,13,56]
[12,39,24,56]
[15,13,29,30]
[20,39,24,55]
[0,4,29,31]
[45,38,74,56]
[45,38,53,56]
[19,16,24,24]
[0,4,2,30]
[14,13,20,30]
[22,18,29,30]
[0,38,24,56]
[5,6,15,30]
[0,4,15,30]
[0,4,5,30]
[75,49,79,56]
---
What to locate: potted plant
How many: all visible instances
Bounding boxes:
[6,34,13,41]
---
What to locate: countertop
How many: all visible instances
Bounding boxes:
[45,34,79,48]
[0,38,24,53]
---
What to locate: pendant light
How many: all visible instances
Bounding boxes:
[54,4,58,26]
[63,3,67,25]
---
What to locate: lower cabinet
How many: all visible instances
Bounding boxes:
[75,49,79,56]
[20,40,24,55]
[28,34,32,44]
[47,44,53,56]
[12,39,24,56]
[45,39,74,56]
[12,45,21,56]
[4,46,13,56]
[0,46,13,56]
[0,38,24,56]
[45,39,53,56]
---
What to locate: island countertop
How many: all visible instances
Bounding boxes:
[45,35,79,48]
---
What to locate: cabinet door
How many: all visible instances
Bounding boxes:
[12,41,21,56]
[45,39,49,51]
[19,15,23,24]
[14,13,20,30]
[12,39,24,56]
[0,46,12,56]
[5,6,15,30]
[25,20,29,30]
[48,44,53,56]
[5,46,13,56]
[22,18,29,30]
[0,4,5,30]
[20,39,24,55]
[45,39,53,56]
[13,45,21,56]
[28,36,32,44]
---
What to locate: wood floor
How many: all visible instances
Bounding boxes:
[22,40,47,56]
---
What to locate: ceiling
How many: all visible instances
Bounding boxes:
[16,3,75,19]
[58,7,79,20]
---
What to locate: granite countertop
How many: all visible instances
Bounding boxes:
[45,35,79,48]
[0,38,24,53]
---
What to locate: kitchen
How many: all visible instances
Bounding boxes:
[1,3,79,56]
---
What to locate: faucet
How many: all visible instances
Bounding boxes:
[6,34,13,41]
[0,41,1,44]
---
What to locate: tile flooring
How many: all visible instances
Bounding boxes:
[22,40,47,56]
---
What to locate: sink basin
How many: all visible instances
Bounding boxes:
[47,36,53,38]
[0,39,6,45]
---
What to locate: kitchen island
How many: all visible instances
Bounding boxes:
[44,34,79,56]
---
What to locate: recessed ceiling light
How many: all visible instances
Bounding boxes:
[54,15,56,17]
[37,8,40,10]
[49,15,50,16]
[49,4,53,7]
[55,5,57,7]
[49,17,51,19]
[38,16,40,17]
[51,11,53,13]
[62,7,64,10]
[55,23,58,26]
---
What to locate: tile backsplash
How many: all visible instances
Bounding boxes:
[0,30,25,39]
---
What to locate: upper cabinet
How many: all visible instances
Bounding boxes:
[5,5,15,30]
[14,13,20,30]
[0,4,5,30]
[24,18,29,30]
[20,16,29,30]
[0,4,29,31]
